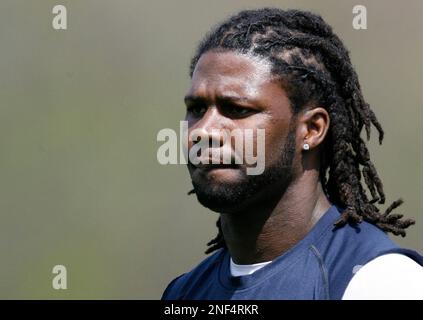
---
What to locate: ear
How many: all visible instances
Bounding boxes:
[297,107,330,151]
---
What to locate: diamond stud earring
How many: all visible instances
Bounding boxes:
[303,143,310,150]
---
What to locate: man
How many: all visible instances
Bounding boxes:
[162,8,423,299]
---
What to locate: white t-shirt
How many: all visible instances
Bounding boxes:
[230,253,423,299]
[230,259,273,277]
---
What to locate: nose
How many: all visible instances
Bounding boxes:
[189,107,226,148]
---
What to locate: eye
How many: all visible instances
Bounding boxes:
[221,103,255,118]
[187,104,207,117]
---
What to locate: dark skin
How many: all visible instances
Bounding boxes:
[185,51,332,265]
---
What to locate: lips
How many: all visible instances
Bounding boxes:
[194,162,239,170]
[190,156,240,170]
[188,145,243,170]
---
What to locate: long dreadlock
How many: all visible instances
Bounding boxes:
[186,8,415,254]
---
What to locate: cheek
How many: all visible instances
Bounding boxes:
[230,118,262,161]
[233,117,289,167]
[262,120,294,164]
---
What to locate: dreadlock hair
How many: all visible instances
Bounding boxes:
[186,8,415,254]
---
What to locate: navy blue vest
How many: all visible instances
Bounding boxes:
[162,205,423,300]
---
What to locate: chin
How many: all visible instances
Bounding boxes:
[190,166,245,186]
[195,189,249,214]
[187,155,294,214]
[189,170,260,214]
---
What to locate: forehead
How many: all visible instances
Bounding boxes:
[188,51,276,96]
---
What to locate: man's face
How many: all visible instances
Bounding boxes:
[184,50,300,213]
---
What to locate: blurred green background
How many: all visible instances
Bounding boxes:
[0,0,421,299]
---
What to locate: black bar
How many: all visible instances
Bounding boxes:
[0,300,422,319]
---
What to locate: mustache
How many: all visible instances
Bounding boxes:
[188,146,244,166]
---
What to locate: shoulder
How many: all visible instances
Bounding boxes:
[319,206,401,262]
[313,206,403,298]
[161,273,186,300]
[314,206,423,299]
[316,208,400,270]
[342,253,423,299]
[161,248,225,300]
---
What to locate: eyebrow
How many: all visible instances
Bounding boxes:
[184,94,252,105]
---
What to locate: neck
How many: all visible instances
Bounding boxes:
[220,171,331,265]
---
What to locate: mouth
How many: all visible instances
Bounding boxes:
[188,158,244,184]
[193,163,240,170]
[189,158,240,171]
